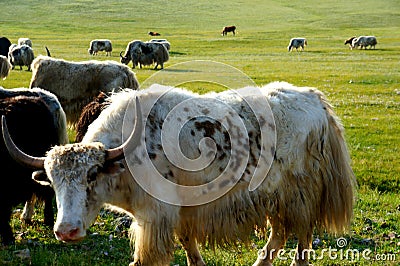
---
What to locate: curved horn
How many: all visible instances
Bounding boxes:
[119,51,125,58]
[1,116,45,169]
[105,97,143,162]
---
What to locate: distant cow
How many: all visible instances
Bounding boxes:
[18,38,32,48]
[75,92,109,142]
[148,31,161,36]
[0,37,11,57]
[5,82,355,265]
[0,87,67,245]
[344,36,357,49]
[0,55,12,80]
[9,45,35,70]
[29,56,139,125]
[221,25,236,36]
[148,39,171,51]
[120,40,169,69]
[88,39,112,56]
[288,37,307,52]
[351,36,377,50]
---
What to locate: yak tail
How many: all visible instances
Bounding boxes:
[318,95,356,233]
[0,56,12,80]
[45,46,51,57]
[162,45,169,63]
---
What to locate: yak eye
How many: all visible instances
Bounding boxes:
[87,167,98,183]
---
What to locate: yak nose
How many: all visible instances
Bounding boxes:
[54,223,83,242]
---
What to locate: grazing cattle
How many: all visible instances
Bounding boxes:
[18,38,32,48]
[9,45,35,70]
[148,39,171,51]
[351,36,377,50]
[29,56,139,125]
[221,25,236,36]
[0,55,12,80]
[4,82,356,265]
[148,31,161,36]
[75,91,109,142]
[88,39,113,56]
[120,40,169,69]
[344,36,357,49]
[0,37,11,57]
[0,87,68,245]
[288,38,307,52]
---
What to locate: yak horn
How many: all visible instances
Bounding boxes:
[105,97,143,162]
[45,46,51,57]
[1,116,45,169]
[119,51,124,58]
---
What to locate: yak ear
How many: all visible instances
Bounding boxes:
[101,161,125,176]
[32,170,52,186]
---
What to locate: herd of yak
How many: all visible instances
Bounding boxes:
[0,28,365,265]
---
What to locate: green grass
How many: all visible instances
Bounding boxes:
[1,0,399,265]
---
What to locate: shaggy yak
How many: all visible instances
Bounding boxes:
[120,40,169,70]
[3,82,355,265]
[29,56,139,125]
[221,25,236,36]
[0,87,67,245]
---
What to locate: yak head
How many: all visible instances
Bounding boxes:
[1,98,142,243]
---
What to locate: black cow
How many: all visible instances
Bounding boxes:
[0,87,68,245]
[148,31,161,36]
[0,37,11,57]
[221,25,236,36]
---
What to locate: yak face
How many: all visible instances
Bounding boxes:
[1,97,142,243]
[120,41,144,67]
[120,51,131,65]
[45,142,122,242]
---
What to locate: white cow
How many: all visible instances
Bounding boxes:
[287,37,307,52]
[351,36,377,50]
[88,39,113,56]
[18,38,32,48]
[3,82,355,266]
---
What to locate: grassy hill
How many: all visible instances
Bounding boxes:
[0,0,399,265]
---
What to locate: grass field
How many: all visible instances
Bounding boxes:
[1,0,399,265]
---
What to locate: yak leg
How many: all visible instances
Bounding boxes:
[178,235,206,266]
[290,229,313,266]
[39,182,56,226]
[130,216,174,266]
[0,206,14,245]
[21,194,36,224]
[253,221,287,266]
[154,63,163,70]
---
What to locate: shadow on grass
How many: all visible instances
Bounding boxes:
[169,51,187,55]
